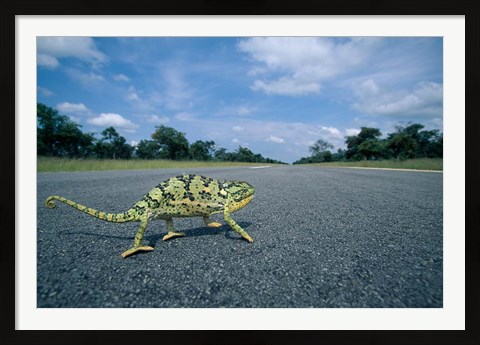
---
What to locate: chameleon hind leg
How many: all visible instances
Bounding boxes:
[203,216,222,228]
[121,216,154,258]
[223,209,253,243]
[162,218,186,241]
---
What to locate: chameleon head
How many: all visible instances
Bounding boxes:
[224,181,255,212]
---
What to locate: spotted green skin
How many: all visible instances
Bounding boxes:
[45,174,255,258]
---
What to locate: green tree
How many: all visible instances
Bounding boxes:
[309,139,334,162]
[37,102,94,157]
[386,123,443,159]
[345,127,382,160]
[416,128,443,158]
[151,125,189,160]
[213,146,285,164]
[253,153,264,163]
[331,148,346,162]
[213,147,230,161]
[386,124,419,160]
[357,138,385,160]
[94,127,133,159]
[189,140,216,161]
[309,139,334,155]
[135,140,162,159]
[386,133,417,160]
[234,146,255,162]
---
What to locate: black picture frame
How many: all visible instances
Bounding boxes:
[3,1,478,344]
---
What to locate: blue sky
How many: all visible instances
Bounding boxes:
[37,37,443,163]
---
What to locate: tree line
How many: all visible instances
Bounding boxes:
[37,103,286,164]
[293,124,443,164]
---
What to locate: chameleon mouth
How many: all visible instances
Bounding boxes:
[230,194,254,212]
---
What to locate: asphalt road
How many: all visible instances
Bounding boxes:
[37,166,443,308]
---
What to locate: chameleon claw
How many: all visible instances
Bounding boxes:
[121,246,154,258]
[162,232,186,241]
[206,221,222,228]
[243,234,254,243]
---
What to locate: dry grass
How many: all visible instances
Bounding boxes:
[307,158,443,171]
[37,156,275,172]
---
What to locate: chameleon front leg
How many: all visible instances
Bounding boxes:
[223,209,253,243]
[162,217,186,241]
[121,216,154,258]
[203,216,222,228]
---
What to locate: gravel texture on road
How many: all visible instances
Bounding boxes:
[37,166,443,308]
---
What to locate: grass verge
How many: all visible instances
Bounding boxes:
[37,156,275,172]
[38,157,442,172]
[307,158,443,171]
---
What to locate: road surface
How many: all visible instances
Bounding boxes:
[36,165,443,308]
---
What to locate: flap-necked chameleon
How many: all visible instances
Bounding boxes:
[45,174,255,258]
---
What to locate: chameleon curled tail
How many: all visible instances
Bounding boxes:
[45,196,136,223]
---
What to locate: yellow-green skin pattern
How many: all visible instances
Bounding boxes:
[45,174,255,258]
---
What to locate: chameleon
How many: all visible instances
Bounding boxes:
[44,174,255,258]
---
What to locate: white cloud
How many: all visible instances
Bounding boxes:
[37,37,107,69]
[145,114,170,124]
[84,72,105,82]
[252,78,321,96]
[345,128,361,136]
[354,81,443,118]
[113,74,130,82]
[127,93,140,101]
[319,126,343,138]
[126,86,140,101]
[37,86,54,97]
[213,119,348,154]
[216,105,255,117]
[65,68,106,88]
[37,54,59,69]
[355,78,379,98]
[123,86,158,112]
[352,117,379,128]
[56,102,89,115]
[238,37,381,96]
[174,112,196,122]
[87,113,138,131]
[235,120,349,161]
[232,138,251,147]
[235,106,251,116]
[424,117,443,130]
[265,135,285,144]
[304,126,343,140]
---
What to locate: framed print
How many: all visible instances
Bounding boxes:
[5,1,478,345]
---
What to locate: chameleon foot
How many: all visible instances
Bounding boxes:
[121,246,154,258]
[162,232,186,241]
